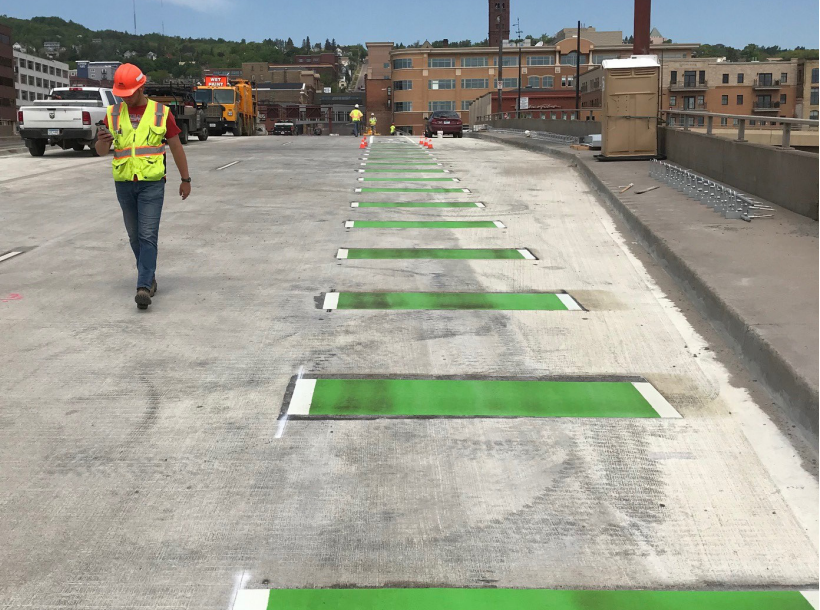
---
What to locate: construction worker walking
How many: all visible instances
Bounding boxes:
[369,113,377,135]
[95,63,192,310]
[390,123,396,136]
[349,104,363,137]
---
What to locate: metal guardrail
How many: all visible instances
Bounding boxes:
[662,109,818,150]
[649,159,775,222]
[479,125,580,145]
[478,110,598,122]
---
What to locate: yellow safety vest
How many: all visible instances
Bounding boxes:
[107,99,169,182]
[369,117,377,125]
[390,125,396,134]
[350,109,363,121]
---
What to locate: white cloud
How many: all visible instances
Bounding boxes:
[162,0,230,11]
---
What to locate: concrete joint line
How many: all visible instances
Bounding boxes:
[215,160,240,171]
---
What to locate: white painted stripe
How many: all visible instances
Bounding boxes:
[632,382,682,418]
[288,379,317,415]
[518,248,536,260]
[336,248,349,259]
[369,135,373,145]
[802,591,819,609]
[475,202,485,208]
[344,221,355,228]
[361,163,366,166]
[231,589,270,610]
[354,188,362,193]
[557,293,582,311]
[0,251,22,263]
[442,170,451,173]
[323,292,340,309]
[216,160,240,171]
[493,221,506,229]
[462,188,471,193]
[350,202,360,207]
[358,169,365,173]
[451,178,460,182]
[357,177,364,182]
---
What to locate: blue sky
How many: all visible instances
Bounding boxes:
[5,0,819,49]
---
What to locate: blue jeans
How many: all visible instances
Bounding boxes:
[353,121,360,137]
[114,180,165,289]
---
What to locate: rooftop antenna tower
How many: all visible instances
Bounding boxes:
[132,0,137,35]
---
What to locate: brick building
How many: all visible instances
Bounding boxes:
[0,24,15,124]
[797,59,819,121]
[488,0,510,48]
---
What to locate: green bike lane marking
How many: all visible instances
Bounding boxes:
[281,377,681,418]
[320,291,581,311]
[358,169,449,173]
[351,201,485,208]
[234,588,818,610]
[361,162,443,165]
[335,248,535,260]
[355,188,471,193]
[343,220,504,229]
[358,177,460,182]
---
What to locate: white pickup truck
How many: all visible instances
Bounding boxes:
[17,87,119,157]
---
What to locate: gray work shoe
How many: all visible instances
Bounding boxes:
[149,279,157,297]
[135,287,152,310]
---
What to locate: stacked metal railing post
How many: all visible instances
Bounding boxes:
[649,159,775,222]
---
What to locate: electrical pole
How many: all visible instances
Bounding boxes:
[575,20,581,119]
[496,16,503,117]
[515,18,523,119]
[133,0,137,35]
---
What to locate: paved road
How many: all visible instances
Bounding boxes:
[0,135,817,608]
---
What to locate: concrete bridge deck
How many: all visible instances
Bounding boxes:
[0,135,817,608]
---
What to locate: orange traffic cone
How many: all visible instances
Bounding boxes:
[359,138,367,149]
[418,136,423,146]
[427,138,434,150]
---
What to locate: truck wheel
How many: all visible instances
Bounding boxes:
[72,144,85,152]
[198,126,209,141]
[179,123,189,145]
[232,121,242,137]
[28,140,46,157]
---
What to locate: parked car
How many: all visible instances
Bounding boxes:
[424,111,463,138]
[17,87,116,156]
[271,120,296,135]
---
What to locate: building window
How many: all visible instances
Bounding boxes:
[810,88,819,105]
[542,75,554,88]
[35,62,41,71]
[780,72,787,84]
[21,90,28,101]
[502,77,518,88]
[670,70,677,84]
[428,79,455,90]
[428,100,455,111]
[28,75,34,85]
[461,57,488,67]
[592,53,618,64]
[492,56,519,67]
[812,68,819,84]
[393,58,412,69]
[334,111,347,122]
[780,93,787,104]
[720,117,728,126]
[428,57,455,68]
[697,95,704,106]
[669,95,676,106]
[461,78,489,89]
[526,55,555,66]
[697,116,705,126]
[810,110,818,120]
[27,60,33,70]
[50,80,55,89]
[527,76,540,87]
[722,73,729,84]
[721,95,728,105]
[733,118,739,126]
[699,70,706,84]
[394,101,413,112]
[560,52,587,66]
[383,63,389,69]
[461,100,472,110]
[36,78,42,88]
[749,120,756,126]
[737,94,743,105]
[737,73,744,84]
[393,80,412,90]
[49,66,55,75]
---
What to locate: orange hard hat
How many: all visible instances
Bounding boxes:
[112,63,147,97]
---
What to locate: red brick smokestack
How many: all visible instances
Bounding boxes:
[633,0,651,55]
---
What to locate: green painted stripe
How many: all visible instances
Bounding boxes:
[363,169,447,173]
[349,221,498,228]
[344,248,528,259]
[355,202,481,208]
[298,379,661,417]
[359,188,467,193]
[336,292,569,310]
[362,177,456,182]
[365,162,441,165]
[258,589,815,610]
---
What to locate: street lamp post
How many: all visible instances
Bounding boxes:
[496,16,503,117]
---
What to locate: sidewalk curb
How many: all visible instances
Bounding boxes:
[476,131,818,441]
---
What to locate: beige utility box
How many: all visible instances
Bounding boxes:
[599,55,659,160]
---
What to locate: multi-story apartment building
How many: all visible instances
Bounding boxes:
[13,49,69,105]
[367,35,698,134]
[0,24,15,124]
[797,59,818,121]
[75,60,120,82]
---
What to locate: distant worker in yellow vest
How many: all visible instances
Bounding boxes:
[95,63,192,310]
[390,123,396,135]
[349,104,363,137]
[369,113,377,135]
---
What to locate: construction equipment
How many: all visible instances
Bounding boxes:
[194,79,257,137]
[144,84,209,144]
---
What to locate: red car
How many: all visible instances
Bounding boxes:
[424,111,463,138]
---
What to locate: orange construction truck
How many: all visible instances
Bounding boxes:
[194,79,257,136]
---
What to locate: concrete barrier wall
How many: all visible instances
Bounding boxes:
[660,127,819,220]
[487,118,601,138]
